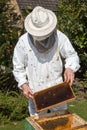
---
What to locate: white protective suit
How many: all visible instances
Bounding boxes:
[13,30,80,93]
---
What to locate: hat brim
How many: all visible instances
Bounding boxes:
[24,9,57,37]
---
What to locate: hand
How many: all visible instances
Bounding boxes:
[21,83,33,99]
[64,68,75,86]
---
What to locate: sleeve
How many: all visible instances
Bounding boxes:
[12,39,28,89]
[59,35,80,72]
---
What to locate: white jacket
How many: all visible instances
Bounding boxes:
[13,30,80,92]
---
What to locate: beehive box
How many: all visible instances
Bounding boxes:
[25,110,87,130]
[33,82,76,112]
[25,82,87,130]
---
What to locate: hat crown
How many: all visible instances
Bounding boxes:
[24,6,57,37]
[31,6,49,28]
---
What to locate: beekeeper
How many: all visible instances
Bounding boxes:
[13,6,80,116]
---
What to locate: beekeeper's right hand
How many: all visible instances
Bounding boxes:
[21,83,34,99]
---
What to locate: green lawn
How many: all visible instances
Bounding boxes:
[0,120,24,130]
[0,100,87,130]
[68,100,87,120]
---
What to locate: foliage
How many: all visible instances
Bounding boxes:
[0,70,19,93]
[73,85,79,95]
[0,0,22,68]
[56,0,87,77]
[0,0,28,124]
[0,0,24,101]
[0,91,28,125]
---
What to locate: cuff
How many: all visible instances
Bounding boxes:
[65,64,80,72]
[18,80,28,89]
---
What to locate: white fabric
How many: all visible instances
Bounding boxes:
[13,30,80,92]
[24,6,57,37]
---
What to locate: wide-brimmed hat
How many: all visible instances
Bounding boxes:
[24,6,57,37]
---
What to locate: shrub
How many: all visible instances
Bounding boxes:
[0,91,28,125]
[56,0,87,77]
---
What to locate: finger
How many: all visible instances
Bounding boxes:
[64,72,69,83]
[23,91,29,99]
[29,89,34,95]
[68,72,74,86]
[64,72,67,82]
[69,79,73,86]
[27,89,34,98]
[28,93,33,99]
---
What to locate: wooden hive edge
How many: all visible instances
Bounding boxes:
[33,82,76,112]
[25,112,87,130]
[71,113,87,130]
[26,117,43,130]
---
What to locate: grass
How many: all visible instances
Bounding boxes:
[68,100,87,120]
[0,100,87,130]
[0,120,24,130]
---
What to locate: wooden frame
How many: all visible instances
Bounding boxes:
[25,110,87,130]
[33,82,76,112]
